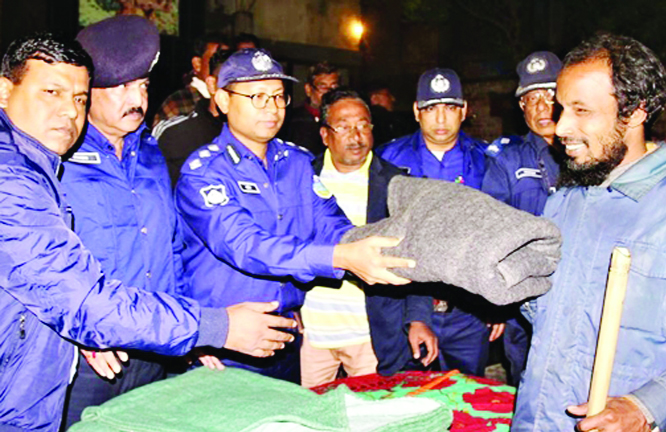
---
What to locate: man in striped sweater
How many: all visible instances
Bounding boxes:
[301,88,438,387]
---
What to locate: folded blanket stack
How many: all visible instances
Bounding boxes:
[342,176,561,305]
[69,367,451,432]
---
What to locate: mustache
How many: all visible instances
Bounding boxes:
[345,142,367,150]
[122,107,145,117]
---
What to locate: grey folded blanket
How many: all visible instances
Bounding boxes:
[341,176,561,305]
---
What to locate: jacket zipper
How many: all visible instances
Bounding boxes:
[19,314,26,339]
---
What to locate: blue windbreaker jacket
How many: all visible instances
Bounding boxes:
[513,145,666,431]
[0,109,204,432]
[175,125,353,312]
[61,123,186,297]
[482,132,560,216]
[376,130,487,188]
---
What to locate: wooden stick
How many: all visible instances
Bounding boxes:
[406,369,460,397]
[587,247,631,419]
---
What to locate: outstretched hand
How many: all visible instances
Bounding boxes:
[334,236,415,285]
[225,301,297,358]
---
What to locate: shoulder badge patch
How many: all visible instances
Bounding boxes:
[200,184,229,207]
[312,175,333,199]
[238,181,260,194]
[68,152,102,165]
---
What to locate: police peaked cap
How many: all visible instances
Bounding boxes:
[76,15,160,88]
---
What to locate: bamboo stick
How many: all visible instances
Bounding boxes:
[587,247,631,420]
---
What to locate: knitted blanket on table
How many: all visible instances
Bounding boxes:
[68,367,452,432]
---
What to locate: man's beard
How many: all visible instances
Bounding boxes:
[557,123,628,188]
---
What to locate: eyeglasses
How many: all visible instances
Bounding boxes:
[521,89,555,108]
[312,83,339,93]
[324,122,374,136]
[225,89,291,109]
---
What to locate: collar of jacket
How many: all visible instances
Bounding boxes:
[524,131,551,154]
[611,143,666,201]
[0,108,61,174]
[219,123,289,168]
[85,122,152,158]
[312,151,405,224]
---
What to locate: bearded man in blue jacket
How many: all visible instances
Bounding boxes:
[514,33,666,432]
[0,32,295,432]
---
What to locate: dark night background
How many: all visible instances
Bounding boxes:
[2,0,666,140]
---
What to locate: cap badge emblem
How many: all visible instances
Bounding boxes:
[149,51,160,73]
[526,57,547,74]
[430,74,450,93]
[252,52,273,72]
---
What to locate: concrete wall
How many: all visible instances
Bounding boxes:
[463,79,525,142]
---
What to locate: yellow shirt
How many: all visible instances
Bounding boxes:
[301,151,373,349]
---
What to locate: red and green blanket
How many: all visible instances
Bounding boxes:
[311,371,515,432]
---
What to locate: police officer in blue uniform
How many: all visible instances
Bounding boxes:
[481,51,563,385]
[175,49,414,383]
[59,17,302,427]
[377,68,498,377]
[0,32,297,432]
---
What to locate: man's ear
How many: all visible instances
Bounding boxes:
[305,83,313,100]
[461,101,468,121]
[412,101,420,123]
[0,77,14,109]
[191,56,203,75]
[627,106,648,129]
[205,75,218,97]
[320,126,330,146]
[214,88,230,114]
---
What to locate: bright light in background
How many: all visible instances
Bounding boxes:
[349,19,365,41]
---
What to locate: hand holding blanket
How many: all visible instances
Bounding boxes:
[341,176,561,305]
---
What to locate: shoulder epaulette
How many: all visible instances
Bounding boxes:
[279,138,313,156]
[485,136,522,157]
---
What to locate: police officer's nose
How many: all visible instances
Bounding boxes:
[60,97,79,120]
[435,106,446,123]
[125,84,145,108]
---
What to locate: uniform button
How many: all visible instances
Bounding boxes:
[140,227,148,234]
[131,151,137,157]
[263,183,269,188]
[277,214,283,220]
[131,189,136,194]
[146,271,152,278]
